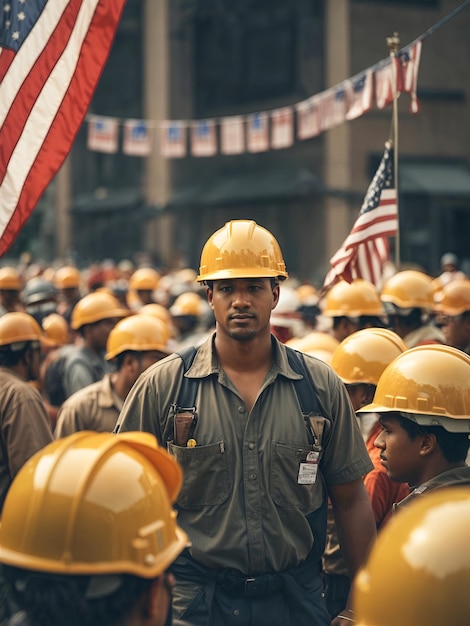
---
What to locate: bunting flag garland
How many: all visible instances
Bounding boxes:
[374,61,395,110]
[296,97,321,140]
[160,121,187,158]
[395,40,422,113]
[220,116,245,155]
[345,70,374,120]
[271,107,294,149]
[246,112,269,153]
[190,119,217,157]
[87,116,119,153]
[122,119,153,156]
[84,36,424,158]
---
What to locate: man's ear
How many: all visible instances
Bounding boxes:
[419,432,437,457]
[271,282,280,310]
[206,285,214,309]
[361,384,375,407]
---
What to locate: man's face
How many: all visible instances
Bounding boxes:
[207,277,279,342]
[345,383,375,412]
[442,314,470,351]
[89,318,120,352]
[374,414,424,486]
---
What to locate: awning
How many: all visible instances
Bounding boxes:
[399,162,470,196]
[164,167,324,209]
[71,187,145,213]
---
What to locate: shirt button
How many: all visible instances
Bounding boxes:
[233,609,240,616]
[237,405,245,413]
[248,442,255,450]
[250,473,257,480]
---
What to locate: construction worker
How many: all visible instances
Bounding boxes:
[0,312,53,512]
[322,328,410,619]
[55,314,172,437]
[128,267,161,310]
[54,264,82,324]
[435,251,467,288]
[286,331,339,365]
[269,283,306,343]
[434,278,470,354]
[0,267,25,316]
[169,291,213,350]
[0,431,192,626]
[60,292,128,400]
[357,343,470,510]
[380,269,446,347]
[39,313,74,430]
[353,486,470,626]
[320,279,388,343]
[115,219,376,626]
[22,276,59,325]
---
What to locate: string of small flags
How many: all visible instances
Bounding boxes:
[86,41,421,158]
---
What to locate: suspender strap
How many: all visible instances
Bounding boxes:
[175,346,199,409]
[285,347,323,415]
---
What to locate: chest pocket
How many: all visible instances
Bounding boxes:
[168,440,231,509]
[270,414,330,514]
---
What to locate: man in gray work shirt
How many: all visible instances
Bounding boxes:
[115,220,376,626]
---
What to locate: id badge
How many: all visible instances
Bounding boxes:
[298,450,319,485]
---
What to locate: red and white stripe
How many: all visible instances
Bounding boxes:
[0,0,126,256]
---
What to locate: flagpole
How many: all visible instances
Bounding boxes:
[387,31,401,270]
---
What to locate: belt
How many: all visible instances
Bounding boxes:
[215,570,285,599]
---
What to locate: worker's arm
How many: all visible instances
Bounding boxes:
[328,478,376,625]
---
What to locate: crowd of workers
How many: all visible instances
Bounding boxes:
[0,221,469,626]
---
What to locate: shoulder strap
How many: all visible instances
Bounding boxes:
[285,346,323,415]
[176,346,199,409]
[175,344,329,420]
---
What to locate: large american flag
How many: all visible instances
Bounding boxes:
[323,143,398,290]
[0,0,126,256]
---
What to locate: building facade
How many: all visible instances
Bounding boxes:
[22,0,470,283]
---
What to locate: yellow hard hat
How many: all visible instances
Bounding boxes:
[0,431,189,578]
[286,331,339,354]
[296,284,318,304]
[105,314,171,360]
[0,312,53,347]
[381,270,434,310]
[357,344,470,431]
[54,265,81,289]
[170,292,206,317]
[0,266,22,291]
[71,292,128,330]
[197,220,288,282]
[128,267,160,291]
[139,303,172,326]
[331,328,408,386]
[353,486,470,626]
[434,279,470,316]
[322,279,386,318]
[41,313,69,346]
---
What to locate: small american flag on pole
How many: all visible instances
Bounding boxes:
[323,142,398,290]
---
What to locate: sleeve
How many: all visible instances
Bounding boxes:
[5,392,53,478]
[63,358,95,397]
[115,369,163,440]
[319,371,374,485]
[54,401,83,438]
[363,469,395,526]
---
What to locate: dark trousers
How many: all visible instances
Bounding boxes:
[322,572,351,620]
[171,553,331,626]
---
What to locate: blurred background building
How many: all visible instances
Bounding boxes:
[6,0,470,284]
